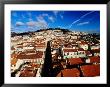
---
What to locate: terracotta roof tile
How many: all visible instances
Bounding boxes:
[20,66,37,77]
[80,64,100,77]
[63,49,77,52]
[11,54,18,58]
[68,58,84,65]
[61,68,80,77]
[17,51,43,59]
[89,56,100,63]
[92,49,100,53]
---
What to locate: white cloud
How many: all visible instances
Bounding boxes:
[42,14,49,17]
[27,12,56,29]
[53,11,64,19]
[48,16,54,22]
[27,26,35,30]
[26,21,36,26]
[37,16,48,26]
[27,14,48,29]
[53,11,59,16]
[36,15,44,21]
[15,21,24,26]
[36,15,48,28]
[77,21,89,26]
[42,13,55,22]
[11,25,15,32]
[60,11,64,19]
[26,21,48,29]
[29,18,33,21]
[60,15,63,19]
[36,21,48,28]
[11,24,14,28]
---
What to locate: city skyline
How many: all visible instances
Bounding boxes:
[11,11,100,33]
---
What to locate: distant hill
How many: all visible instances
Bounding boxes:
[35,28,70,32]
[11,28,70,37]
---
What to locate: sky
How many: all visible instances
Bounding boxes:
[11,11,100,33]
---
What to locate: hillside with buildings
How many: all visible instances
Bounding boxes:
[11,28,100,77]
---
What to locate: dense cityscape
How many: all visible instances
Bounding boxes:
[11,28,100,77]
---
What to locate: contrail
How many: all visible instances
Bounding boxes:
[77,21,89,26]
[80,11,95,19]
[68,11,94,28]
[68,19,81,28]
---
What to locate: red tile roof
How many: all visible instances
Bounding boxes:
[78,48,84,51]
[17,51,43,59]
[92,49,100,53]
[35,45,46,48]
[89,56,100,63]
[20,70,36,77]
[11,54,18,58]
[20,66,37,77]
[61,68,80,77]
[80,41,88,45]
[63,48,85,53]
[29,63,40,68]
[80,64,100,77]
[17,46,23,48]
[63,49,77,52]
[68,58,83,65]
